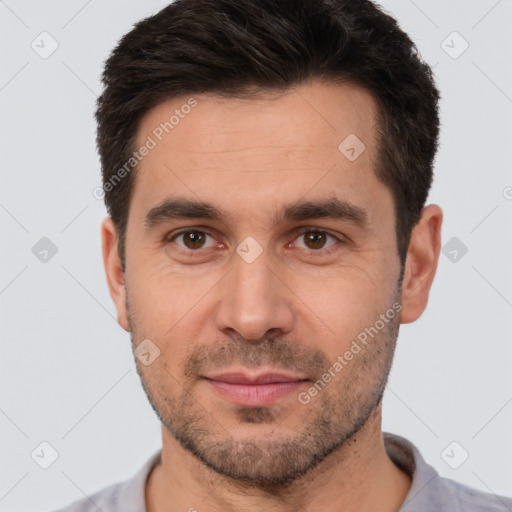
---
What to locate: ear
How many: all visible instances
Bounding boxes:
[101,216,130,332]
[400,204,443,324]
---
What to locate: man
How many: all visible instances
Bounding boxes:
[55,0,512,511]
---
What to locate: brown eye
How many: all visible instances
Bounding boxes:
[303,231,327,250]
[181,231,207,249]
[293,230,339,252]
[169,230,217,251]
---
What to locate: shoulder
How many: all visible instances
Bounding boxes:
[383,433,512,512]
[51,481,125,512]
[436,475,512,511]
[50,450,161,512]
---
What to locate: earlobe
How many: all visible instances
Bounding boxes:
[400,204,443,324]
[101,216,130,332]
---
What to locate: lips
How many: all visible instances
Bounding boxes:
[203,370,309,407]
[206,371,307,384]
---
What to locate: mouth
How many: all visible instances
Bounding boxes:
[202,370,310,407]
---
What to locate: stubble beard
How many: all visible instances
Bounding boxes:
[127,288,401,489]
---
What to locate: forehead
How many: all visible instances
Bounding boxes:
[136,80,378,156]
[130,80,387,224]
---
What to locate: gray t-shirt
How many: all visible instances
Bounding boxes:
[52,432,512,511]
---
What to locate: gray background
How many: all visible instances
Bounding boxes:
[1,1,511,511]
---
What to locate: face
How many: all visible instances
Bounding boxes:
[110,81,406,486]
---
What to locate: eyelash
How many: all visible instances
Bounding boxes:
[164,227,345,256]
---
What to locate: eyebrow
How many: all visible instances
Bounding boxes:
[143,197,368,230]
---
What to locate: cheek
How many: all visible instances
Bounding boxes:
[129,260,209,314]
[304,262,390,309]
[292,265,397,352]
[127,268,220,360]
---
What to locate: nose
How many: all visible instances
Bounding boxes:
[213,248,295,342]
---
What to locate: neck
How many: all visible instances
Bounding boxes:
[145,405,411,512]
